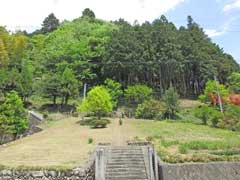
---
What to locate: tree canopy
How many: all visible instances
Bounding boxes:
[78,86,113,119]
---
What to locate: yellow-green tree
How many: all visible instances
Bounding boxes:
[78,86,113,120]
[0,39,9,68]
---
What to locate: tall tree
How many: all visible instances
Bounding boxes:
[0,39,9,68]
[82,8,95,19]
[60,67,79,105]
[0,91,28,141]
[41,13,60,34]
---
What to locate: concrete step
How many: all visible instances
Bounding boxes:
[106,168,146,173]
[106,175,148,180]
[104,146,148,180]
[108,157,144,161]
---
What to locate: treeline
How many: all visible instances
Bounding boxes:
[0,9,239,104]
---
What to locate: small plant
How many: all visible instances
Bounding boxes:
[135,99,164,120]
[88,138,93,144]
[179,144,188,154]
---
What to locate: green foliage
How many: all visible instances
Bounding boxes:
[41,13,60,34]
[82,8,95,19]
[89,118,110,128]
[78,86,113,119]
[42,73,62,105]
[210,150,240,156]
[227,72,240,93]
[125,84,153,105]
[0,38,9,67]
[0,91,28,139]
[88,137,93,144]
[163,86,179,119]
[194,106,223,127]
[198,80,229,102]
[218,104,240,131]
[179,140,230,151]
[104,78,123,107]
[60,67,79,105]
[135,99,164,120]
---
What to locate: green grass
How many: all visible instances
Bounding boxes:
[133,120,240,163]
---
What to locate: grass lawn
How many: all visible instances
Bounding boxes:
[0,117,139,169]
[132,120,240,163]
[0,115,239,168]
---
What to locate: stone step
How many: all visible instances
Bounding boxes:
[106,175,148,180]
[109,150,142,153]
[108,157,144,161]
[106,170,147,174]
[107,158,144,161]
[104,146,148,180]
[106,164,146,169]
[107,161,145,165]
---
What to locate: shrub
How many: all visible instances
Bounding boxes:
[89,118,110,128]
[162,86,179,119]
[194,106,223,127]
[198,80,229,103]
[88,138,93,144]
[125,84,153,105]
[135,99,164,120]
[216,105,240,131]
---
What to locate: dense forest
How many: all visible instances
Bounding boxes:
[0,8,239,104]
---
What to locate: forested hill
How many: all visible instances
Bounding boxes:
[0,9,239,100]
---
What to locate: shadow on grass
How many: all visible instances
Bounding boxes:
[40,104,76,113]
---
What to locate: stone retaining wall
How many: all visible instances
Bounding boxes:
[159,161,240,180]
[0,156,95,180]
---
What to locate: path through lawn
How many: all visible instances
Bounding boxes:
[0,117,139,168]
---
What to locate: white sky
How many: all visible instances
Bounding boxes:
[0,0,185,32]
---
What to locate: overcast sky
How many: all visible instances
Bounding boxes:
[0,0,239,63]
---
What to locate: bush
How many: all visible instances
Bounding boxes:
[135,99,164,120]
[216,105,240,131]
[194,106,223,127]
[89,118,110,128]
[162,86,179,119]
[198,80,229,103]
[88,138,93,144]
[125,84,153,105]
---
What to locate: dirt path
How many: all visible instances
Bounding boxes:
[110,118,138,146]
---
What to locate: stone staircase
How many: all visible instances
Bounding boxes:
[105,146,148,180]
[95,145,159,180]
